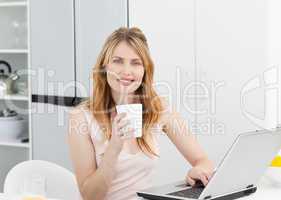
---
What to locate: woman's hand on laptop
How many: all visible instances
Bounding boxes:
[185,160,215,187]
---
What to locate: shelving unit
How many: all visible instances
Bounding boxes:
[0,49,28,54]
[0,93,29,101]
[0,140,29,148]
[0,0,31,192]
[0,2,27,8]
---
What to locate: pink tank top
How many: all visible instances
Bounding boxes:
[82,108,165,200]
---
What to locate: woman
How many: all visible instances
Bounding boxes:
[68,27,214,200]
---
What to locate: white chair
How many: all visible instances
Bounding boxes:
[4,160,82,200]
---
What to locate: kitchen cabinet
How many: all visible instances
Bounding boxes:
[29,0,128,171]
[0,0,30,192]
[75,0,127,98]
[29,0,77,172]
[31,103,73,170]
[29,0,128,99]
[30,0,75,97]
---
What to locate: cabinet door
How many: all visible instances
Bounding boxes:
[30,0,75,97]
[196,0,270,164]
[129,0,196,186]
[32,103,73,170]
[0,148,29,192]
[75,0,127,98]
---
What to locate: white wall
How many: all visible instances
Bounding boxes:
[195,0,269,165]
[130,0,280,186]
[129,0,196,186]
[268,0,281,129]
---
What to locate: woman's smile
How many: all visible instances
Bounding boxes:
[117,78,135,86]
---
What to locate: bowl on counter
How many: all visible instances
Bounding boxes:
[0,115,28,141]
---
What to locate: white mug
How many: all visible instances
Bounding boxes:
[116,104,142,138]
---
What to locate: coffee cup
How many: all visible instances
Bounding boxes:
[116,104,142,138]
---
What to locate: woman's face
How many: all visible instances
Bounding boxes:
[106,41,145,95]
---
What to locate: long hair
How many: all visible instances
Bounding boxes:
[79,27,164,157]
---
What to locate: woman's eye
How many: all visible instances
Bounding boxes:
[113,60,122,64]
[132,62,142,66]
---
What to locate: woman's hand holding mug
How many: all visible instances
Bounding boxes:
[109,111,135,154]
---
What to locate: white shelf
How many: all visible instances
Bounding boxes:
[0,49,28,54]
[0,1,27,7]
[0,94,29,101]
[0,140,29,148]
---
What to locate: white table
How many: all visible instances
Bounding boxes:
[1,169,280,200]
[241,170,281,200]
[0,194,60,200]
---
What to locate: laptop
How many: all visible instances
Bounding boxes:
[137,127,281,200]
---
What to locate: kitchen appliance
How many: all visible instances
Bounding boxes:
[0,60,21,95]
[0,108,28,141]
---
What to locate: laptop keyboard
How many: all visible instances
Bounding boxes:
[166,186,205,199]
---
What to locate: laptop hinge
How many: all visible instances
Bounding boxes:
[246,184,254,188]
[204,195,212,199]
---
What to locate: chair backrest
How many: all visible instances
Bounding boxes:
[4,160,81,200]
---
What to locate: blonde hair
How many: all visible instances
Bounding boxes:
[79,27,164,157]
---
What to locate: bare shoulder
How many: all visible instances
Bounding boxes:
[69,100,88,113]
[69,102,90,119]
